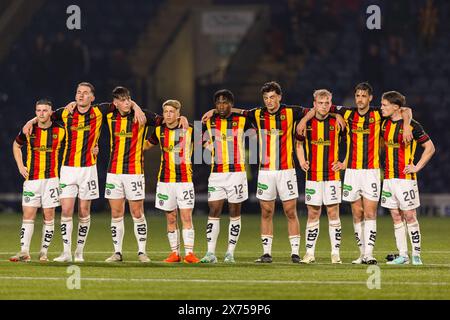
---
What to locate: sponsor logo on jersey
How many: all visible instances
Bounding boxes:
[114,130,133,138]
[352,127,370,134]
[311,138,331,146]
[33,146,53,152]
[70,124,91,131]
[386,140,400,148]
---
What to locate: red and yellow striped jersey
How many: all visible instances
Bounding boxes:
[203,112,253,173]
[297,115,345,181]
[107,110,162,174]
[334,106,382,169]
[381,118,430,180]
[244,104,305,171]
[53,103,114,167]
[15,123,65,180]
[149,125,193,183]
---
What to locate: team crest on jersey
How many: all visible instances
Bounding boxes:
[90,113,95,119]
[280,115,286,120]
[232,121,238,127]
[329,125,335,131]
[52,134,58,139]
[369,117,375,123]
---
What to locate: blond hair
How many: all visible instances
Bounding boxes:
[162,99,182,110]
[313,89,332,100]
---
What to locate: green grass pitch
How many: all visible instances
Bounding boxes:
[0,212,449,299]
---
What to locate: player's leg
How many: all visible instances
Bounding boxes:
[362,197,378,264]
[180,208,199,263]
[105,198,125,262]
[10,206,38,262]
[53,197,76,262]
[277,169,300,262]
[164,209,181,262]
[74,166,100,261]
[343,169,365,263]
[360,169,381,264]
[326,203,342,264]
[175,182,198,263]
[323,180,342,263]
[398,179,422,265]
[350,199,365,263]
[301,204,320,264]
[39,177,60,261]
[74,199,92,261]
[156,182,181,262]
[129,199,149,262]
[255,199,275,263]
[386,208,409,264]
[255,171,277,263]
[224,202,242,263]
[39,207,55,261]
[55,166,78,262]
[223,171,247,263]
[281,199,301,263]
[403,209,422,265]
[200,199,224,263]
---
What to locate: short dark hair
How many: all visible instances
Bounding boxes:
[382,91,406,108]
[77,82,95,94]
[214,89,234,104]
[35,98,53,108]
[112,86,131,100]
[354,82,373,96]
[261,81,282,95]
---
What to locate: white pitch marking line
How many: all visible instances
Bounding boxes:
[0,276,448,286]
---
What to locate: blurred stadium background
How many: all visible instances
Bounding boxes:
[0,0,449,217]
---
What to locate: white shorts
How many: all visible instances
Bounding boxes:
[256,169,298,201]
[208,172,248,203]
[59,165,99,200]
[343,169,381,202]
[155,182,195,211]
[105,173,145,201]
[381,179,420,211]
[22,177,60,208]
[305,180,342,206]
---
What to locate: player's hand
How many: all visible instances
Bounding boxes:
[403,164,419,174]
[18,165,28,179]
[91,144,99,156]
[201,109,215,123]
[204,141,213,152]
[65,101,77,114]
[335,114,346,132]
[143,140,151,151]
[133,107,147,126]
[300,160,310,172]
[402,125,413,144]
[23,120,36,136]
[332,161,346,172]
[178,116,189,129]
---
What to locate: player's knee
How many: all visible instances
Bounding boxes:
[284,208,298,220]
[208,206,221,218]
[228,203,241,218]
[166,214,177,227]
[129,203,144,219]
[404,211,417,224]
